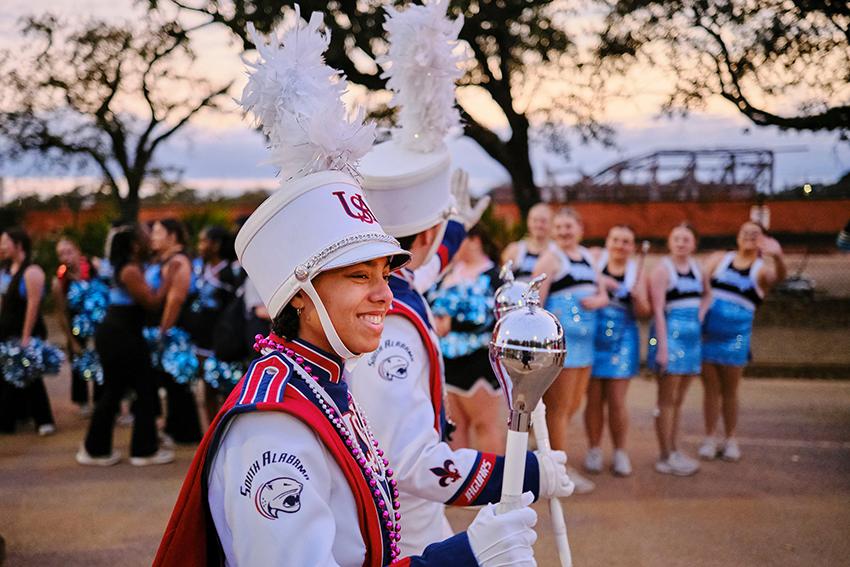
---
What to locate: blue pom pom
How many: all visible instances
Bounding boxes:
[0,337,65,388]
[146,327,199,384]
[72,348,104,385]
[203,356,245,390]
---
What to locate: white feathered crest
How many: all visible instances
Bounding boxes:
[240,7,375,179]
[381,0,468,153]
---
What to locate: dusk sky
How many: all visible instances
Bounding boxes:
[2,0,848,200]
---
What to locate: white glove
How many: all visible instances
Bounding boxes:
[466,491,538,566]
[451,168,491,230]
[535,449,575,499]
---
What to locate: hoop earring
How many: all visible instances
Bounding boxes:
[296,307,303,317]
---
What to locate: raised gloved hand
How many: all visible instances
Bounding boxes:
[535,449,575,499]
[451,168,491,230]
[466,491,538,566]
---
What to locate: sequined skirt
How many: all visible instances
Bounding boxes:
[648,307,701,375]
[702,298,754,366]
[592,306,639,379]
[546,289,597,368]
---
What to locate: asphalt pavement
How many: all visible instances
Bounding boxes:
[1,370,848,566]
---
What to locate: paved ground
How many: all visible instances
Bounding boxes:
[1,370,849,566]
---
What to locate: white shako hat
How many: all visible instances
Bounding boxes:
[234,9,409,359]
[358,0,470,248]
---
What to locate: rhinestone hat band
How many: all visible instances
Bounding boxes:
[294,232,402,281]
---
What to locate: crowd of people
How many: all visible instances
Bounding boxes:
[0,204,787,480]
[489,205,786,492]
[0,221,271,467]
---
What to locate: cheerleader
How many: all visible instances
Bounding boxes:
[0,228,56,436]
[155,12,539,565]
[699,222,786,461]
[52,236,105,415]
[648,223,707,476]
[533,207,608,493]
[183,226,241,419]
[429,226,505,453]
[147,218,202,444]
[502,202,556,280]
[584,226,650,477]
[78,225,174,466]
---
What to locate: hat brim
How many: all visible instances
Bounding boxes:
[322,239,411,274]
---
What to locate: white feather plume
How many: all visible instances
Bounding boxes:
[381,0,468,153]
[240,7,375,179]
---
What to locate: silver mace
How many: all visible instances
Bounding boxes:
[493,266,573,567]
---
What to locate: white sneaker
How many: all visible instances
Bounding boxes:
[76,446,121,466]
[37,424,56,437]
[669,451,700,476]
[129,448,175,467]
[611,449,632,477]
[654,458,674,475]
[584,447,603,474]
[721,438,741,462]
[158,432,176,450]
[566,466,596,494]
[698,437,719,461]
[655,452,699,476]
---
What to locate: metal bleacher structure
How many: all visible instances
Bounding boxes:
[538,148,775,203]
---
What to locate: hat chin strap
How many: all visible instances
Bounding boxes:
[301,280,360,360]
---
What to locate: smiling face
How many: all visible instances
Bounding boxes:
[553,213,583,249]
[527,204,552,241]
[737,222,763,253]
[293,258,393,355]
[668,226,696,258]
[606,226,636,262]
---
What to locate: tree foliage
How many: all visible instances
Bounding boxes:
[152,0,610,214]
[596,0,850,134]
[0,15,233,222]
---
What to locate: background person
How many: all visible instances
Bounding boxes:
[0,227,56,436]
[147,218,202,445]
[501,202,555,280]
[584,225,651,477]
[533,207,609,493]
[648,223,707,476]
[699,221,786,461]
[53,236,106,416]
[77,225,174,466]
[430,226,505,453]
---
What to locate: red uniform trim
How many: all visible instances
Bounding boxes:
[388,300,443,433]
[154,355,385,567]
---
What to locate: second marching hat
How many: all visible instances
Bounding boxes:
[358,0,469,246]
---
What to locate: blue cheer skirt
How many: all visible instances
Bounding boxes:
[648,307,701,375]
[702,298,755,367]
[592,306,639,379]
[546,288,598,368]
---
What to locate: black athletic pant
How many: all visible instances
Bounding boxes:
[85,320,158,457]
[162,370,202,444]
[0,378,54,433]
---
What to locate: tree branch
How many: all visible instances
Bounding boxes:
[147,82,232,153]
